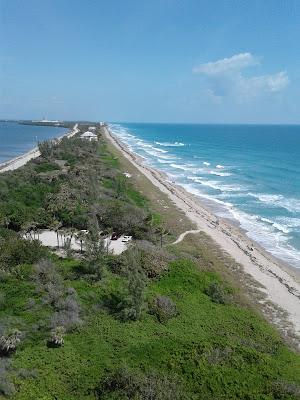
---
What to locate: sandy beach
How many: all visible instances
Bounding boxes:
[104,126,300,343]
[0,123,79,173]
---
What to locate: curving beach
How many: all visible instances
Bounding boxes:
[104,126,300,343]
[0,124,79,173]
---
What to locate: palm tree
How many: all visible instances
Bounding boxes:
[49,219,62,248]
[75,230,87,253]
[156,225,169,248]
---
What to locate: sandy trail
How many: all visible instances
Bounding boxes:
[172,229,202,245]
[104,126,300,342]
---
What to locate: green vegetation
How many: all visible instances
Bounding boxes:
[0,125,299,399]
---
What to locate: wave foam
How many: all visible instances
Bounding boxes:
[209,170,231,177]
[229,208,300,267]
[155,141,185,147]
[249,193,300,213]
[187,176,246,193]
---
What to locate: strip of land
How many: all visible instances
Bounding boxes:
[0,124,79,173]
[104,126,300,340]
[1,124,299,398]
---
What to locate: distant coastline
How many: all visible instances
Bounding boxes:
[0,123,79,172]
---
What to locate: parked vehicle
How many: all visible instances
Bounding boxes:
[111,232,120,240]
[122,235,132,243]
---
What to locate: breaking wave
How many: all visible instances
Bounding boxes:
[155,141,185,147]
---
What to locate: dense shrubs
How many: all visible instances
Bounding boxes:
[48,326,65,347]
[0,329,22,356]
[204,281,229,304]
[50,292,82,332]
[95,366,187,400]
[0,133,152,236]
[94,200,149,237]
[33,259,81,332]
[0,359,15,396]
[271,380,300,399]
[135,240,172,278]
[33,259,62,288]
[149,295,178,323]
[38,140,56,160]
[0,230,47,271]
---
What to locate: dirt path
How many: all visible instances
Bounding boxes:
[172,229,201,245]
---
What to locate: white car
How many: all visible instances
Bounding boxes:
[122,235,132,243]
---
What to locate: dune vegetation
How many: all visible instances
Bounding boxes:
[0,126,299,399]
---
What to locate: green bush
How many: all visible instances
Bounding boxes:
[35,162,60,173]
[0,329,22,356]
[94,366,188,400]
[149,295,178,323]
[204,281,229,304]
[0,231,48,271]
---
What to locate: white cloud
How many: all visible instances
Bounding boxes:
[193,53,289,101]
[249,71,289,92]
[193,52,258,75]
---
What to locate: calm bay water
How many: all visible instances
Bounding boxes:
[110,123,300,268]
[0,122,68,164]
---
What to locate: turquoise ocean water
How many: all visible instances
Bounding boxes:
[0,122,68,164]
[110,123,300,268]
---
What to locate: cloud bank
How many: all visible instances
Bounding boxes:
[193,53,289,101]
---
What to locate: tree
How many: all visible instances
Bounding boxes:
[119,249,146,321]
[49,219,62,248]
[38,140,55,160]
[75,230,87,253]
[83,217,108,279]
[156,224,169,248]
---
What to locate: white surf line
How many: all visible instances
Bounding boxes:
[172,229,201,245]
[0,124,79,173]
[104,126,300,341]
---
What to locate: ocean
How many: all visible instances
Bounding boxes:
[0,121,68,164]
[110,123,300,269]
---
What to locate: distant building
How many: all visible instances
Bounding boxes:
[88,126,96,131]
[80,131,98,142]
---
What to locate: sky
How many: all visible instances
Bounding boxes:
[1,0,300,123]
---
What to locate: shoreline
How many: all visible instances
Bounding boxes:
[104,126,300,341]
[0,123,79,173]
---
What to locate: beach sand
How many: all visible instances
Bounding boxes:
[104,126,300,344]
[0,123,79,173]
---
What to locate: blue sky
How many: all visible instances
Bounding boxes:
[1,0,300,123]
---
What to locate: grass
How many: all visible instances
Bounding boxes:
[125,187,148,208]
[6,259,300,400]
